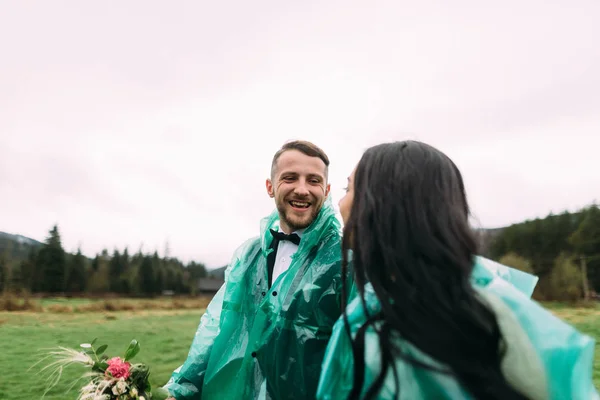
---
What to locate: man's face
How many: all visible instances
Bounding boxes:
[266,150,330,233]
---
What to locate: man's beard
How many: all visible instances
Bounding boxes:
[276,200,321,231]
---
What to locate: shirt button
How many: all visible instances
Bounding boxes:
[272,291,278,296]
[261,291,266,296]
[251,352,257,357]
[281,257,286,263]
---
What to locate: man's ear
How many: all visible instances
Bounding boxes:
[325,183,331,197]
[266,179,274,198]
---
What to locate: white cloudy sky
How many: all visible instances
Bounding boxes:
[1,0,599,268]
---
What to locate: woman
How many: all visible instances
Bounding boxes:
[317,141,597,399]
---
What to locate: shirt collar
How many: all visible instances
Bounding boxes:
[275,225,305,238]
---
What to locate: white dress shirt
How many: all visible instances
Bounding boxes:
[258,227,305,399]
[271,227,305,284]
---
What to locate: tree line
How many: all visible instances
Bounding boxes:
[2,203,599,300]
[0,225,209,297]
[486,203,600,301]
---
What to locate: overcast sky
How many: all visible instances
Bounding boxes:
[1,0,599,268]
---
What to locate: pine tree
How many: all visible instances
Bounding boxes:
[139,255,156,296]
[67,248,87,293]
[37,225,67,293]
[22,247,38,292]
[152,251,163,295]
[109,249,123,292]
[570,205,600,291]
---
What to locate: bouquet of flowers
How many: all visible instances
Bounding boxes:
[35,338,170,400]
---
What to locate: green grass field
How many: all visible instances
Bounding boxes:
[1,300,599,399]
[0,307,203,400]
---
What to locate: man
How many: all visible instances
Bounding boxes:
[164,140,349,399]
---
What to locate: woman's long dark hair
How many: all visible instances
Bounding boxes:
[341,141,528,400]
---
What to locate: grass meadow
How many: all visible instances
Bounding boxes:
[0,296,210,400]
[1,297,599,399]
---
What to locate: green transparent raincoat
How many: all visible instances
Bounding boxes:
[316,256,599,399]
[164,197,351,399]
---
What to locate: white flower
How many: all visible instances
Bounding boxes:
[118,380,128,392]
[111,379,128,395]
[131,387,139,396]
[139,397,146,400]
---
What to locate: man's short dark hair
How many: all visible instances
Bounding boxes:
[271,140,330,179]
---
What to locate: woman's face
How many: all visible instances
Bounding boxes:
[338,167,356,225]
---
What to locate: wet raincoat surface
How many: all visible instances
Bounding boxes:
[164,197,349,399]
[316,256,599,400]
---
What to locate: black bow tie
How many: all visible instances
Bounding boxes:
[269,229,301,245]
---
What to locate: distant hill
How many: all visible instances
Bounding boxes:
[0,231,43,262]
[0,231,42,247]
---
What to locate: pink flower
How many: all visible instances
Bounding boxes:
[105,357,131,379]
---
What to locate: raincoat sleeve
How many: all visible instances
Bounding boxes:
[163,282,226,399]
